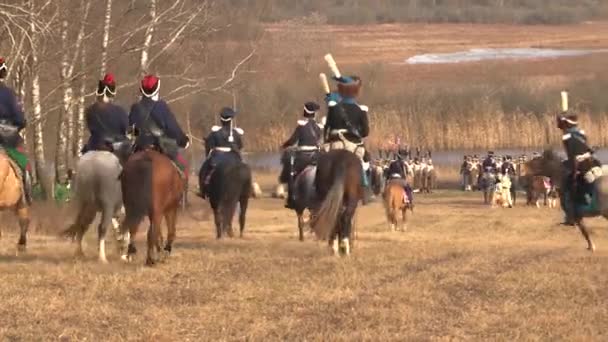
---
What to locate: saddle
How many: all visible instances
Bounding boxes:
[0,149,26,204]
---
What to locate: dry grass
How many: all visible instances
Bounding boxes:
[1,174,607,340]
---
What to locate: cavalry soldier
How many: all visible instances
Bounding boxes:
[0,57,32,204]
[385,152,414,208]
[81,73,129,154]
[129,75,190,171]
[280,101,322,209]
[322,75,371,199]
[557,111,601,225]
[199,107,243,199]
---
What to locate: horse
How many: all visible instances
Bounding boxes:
[202,157,251,239]
[118,150,186,265]
[479,171,496,204]
[530,176,551,208]
[0,152,29,253]
[370,162,386,197]
[527,149,608,251]
[383,179,413,231]
[62,143,131,263]
[290,165,317,241]
[311,150,363,256]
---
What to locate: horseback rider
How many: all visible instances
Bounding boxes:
[81,74,129,155]
[280,101,322,209]
[322,75,371,200]
[129,75,190,171]
[199,107,243,199]
[385,152,414,207]
[557,112,601,226]
[0,57,33,204]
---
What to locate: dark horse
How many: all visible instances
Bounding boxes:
[199,158,251,239]
[529,149,608,252]
[311,150,363,256]
[118,150,185,265]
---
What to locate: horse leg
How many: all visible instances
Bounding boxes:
[297,211,305,241]
[329,231,339,256]
[164,206,178,256]
[97,204,115,263]
[68,205,97,258]
[223,203,236,238]
[214,207,223,239]
[16,206,30,254]
[401,207,407,232]
[340,199,358,256]
[146,215,162,266]
[575,219,595,252]
[238,194,249,238]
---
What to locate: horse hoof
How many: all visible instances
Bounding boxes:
[145,258,156,266]
[588,244,596,252]
[120,254,131,263]
[16,243,26,253]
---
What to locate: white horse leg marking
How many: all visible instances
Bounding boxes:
[331,239,339,256]
[342,238,350,256]
[99,239,108,263]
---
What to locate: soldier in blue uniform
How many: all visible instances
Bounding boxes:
[0,57,31,204]
[322,75,371,200]
[198,107,243,199]
[280,101,322,209]
[557,113,601,225]
[129,75,190,172]
[385,153,414,207]
[482,151,497,174]
[81,74,129,154]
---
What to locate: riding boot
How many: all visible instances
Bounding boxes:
[560,184,575,226]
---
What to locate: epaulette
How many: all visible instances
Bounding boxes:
[328,100,338,107]
[297,120,308,126]
[359,104,369,112]
[317,123,324,129]
[234,127,244,135]
[211,125,221,132]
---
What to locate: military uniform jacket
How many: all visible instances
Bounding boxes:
[0,83,25,147]
[500,162,516,176]
[562,127,592,170]
[205,124,243,156]
[324,95,369,144]
[85,102,129,149]
[129,98,189,149]
[482,158,497,173]
[282,119,322,150]
[386,159,407,179]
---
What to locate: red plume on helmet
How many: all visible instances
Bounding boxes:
[140,75,160,98]
[96,73,116,97]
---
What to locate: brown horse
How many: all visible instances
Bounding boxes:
[383,179,412,231]
[0,152,29,253]
[118,150,185,265]
[311,150,363,256]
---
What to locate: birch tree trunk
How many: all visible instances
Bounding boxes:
[100,0,113,77]
[75,48,86,159]
[140,0,157,74]
[56,17,70,184]
[29,0,49,198]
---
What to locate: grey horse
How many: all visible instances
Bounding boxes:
[62,144,130,262]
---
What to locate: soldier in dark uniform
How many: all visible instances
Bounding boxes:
[501,155,517,205]
[280,101,322,209]
[557,113,601,225]
[322,75,371,199]
[0,57,31,204]
[198,107,243,199]
[129,75,190,171]
[385,153,414,207]
[81,74,129,154]
[482,151,497,174]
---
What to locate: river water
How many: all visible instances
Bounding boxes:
[405,48,608,64]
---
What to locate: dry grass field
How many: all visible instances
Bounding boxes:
[1,174,607,341]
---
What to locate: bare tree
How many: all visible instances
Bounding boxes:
[100,0,113,77]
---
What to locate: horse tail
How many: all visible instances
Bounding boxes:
[311,166,345,240]
[121,156,153,231]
